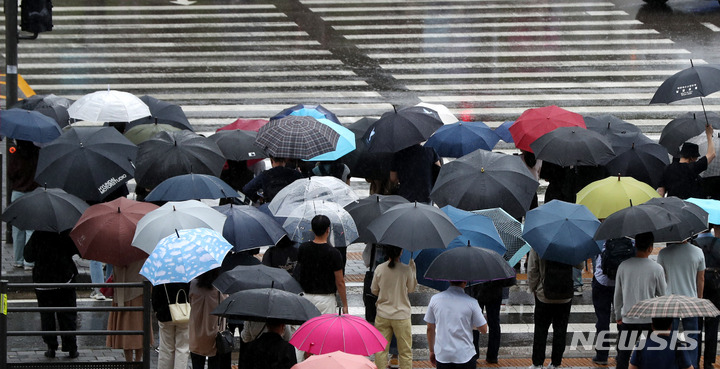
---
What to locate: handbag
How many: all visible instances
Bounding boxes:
[165,286,191,323]
[215,297,234,355]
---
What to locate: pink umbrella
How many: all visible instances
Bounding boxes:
[289,314,387,356]
[291,351,377,369]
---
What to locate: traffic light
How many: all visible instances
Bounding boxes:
[20,0,53,34]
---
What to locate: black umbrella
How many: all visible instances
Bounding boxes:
[14,94,73,127]
[1,187,89,232]
[211,288,321,325]
[144,173,238,202]
[208,129,266,161]
[650,63,720,104]
[659,112,720,157]
[530,126,615,167]
[341,117,393,180]
[430,149,539,219]
[364,106,444,153]
[344,195,409,243]
[604,142,670,188]
[644,197,708,242]
[584,114,643,137]
[134,130,225,190]
[34,126,137,202]
[126,95,193,131]
[366,202,460,251]
[213,204,287,252]
[424,243,516,282]
[255,115,340,160]
[213,265,303,294]
[594,203,682,240]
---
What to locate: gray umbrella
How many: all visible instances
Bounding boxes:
[1,187,89,232]
[430,149,539,219]
[594,203,682,240]
[659,112,720,157]
[644,197,708,242]
[424,243,516,282]
[344,195,409,243]
[211,288,320,325]
[530,126,615,167]
[213,265,303,294]
[209,129,266,161]
[366,202,460,251]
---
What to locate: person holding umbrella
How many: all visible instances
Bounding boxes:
[390,144,442,203]
[189,268,230,369]
[693,224,720,369]
[107,260,152,362]
[657,124,716,199]
[242,156,303,204]
[8,139,39,270]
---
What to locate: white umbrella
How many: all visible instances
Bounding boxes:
[68,90,151,123]
[269,176,359,217]
[416,102,459,125]
[282,200,359,247]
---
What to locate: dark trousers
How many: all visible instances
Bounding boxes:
[473,297,502,362]
[35,288,77,352]
[591,278,614,361]
[532,297,572,367]
[673,317,700,369]
[437,357,476,369]
[615,322,651,369]
[705,316,719,367]
[191,352,231,369]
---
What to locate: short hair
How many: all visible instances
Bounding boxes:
[635,232,655,251]
[449,281,466,287]
[652,317,673,331]
[311,215,331,236]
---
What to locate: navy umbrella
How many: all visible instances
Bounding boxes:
[495,120,514,143]
[213,204,286,252]
[1,187,89,232]
[212,288,321,325]
[213,264,303,294]
[0,109,62,143]
[127,95,193,131]
[364,106,444,153]
[424,121,500,158]
[144,173,239,202]
[424,243,516,283]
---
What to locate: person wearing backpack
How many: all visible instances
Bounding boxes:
[591,237,636,365]
[527,249,582,369]
[692,226,720,369]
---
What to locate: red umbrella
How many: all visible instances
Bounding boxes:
[70,197,158,266]
[289,314,387,356]
[508,105,586,152]
[216,118,268,132]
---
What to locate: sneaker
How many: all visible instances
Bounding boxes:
[13,263,24,269]
[573,286,583,296]
[592,356,609,365]
[547,365,560,369]
[67,350,79,359]
[529,365,543,369]
[90,290,106,300]
[24,265,33,271]
[388,355,399,368]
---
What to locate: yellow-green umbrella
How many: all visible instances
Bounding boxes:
[576,176,660,219]
[123,122,180,145]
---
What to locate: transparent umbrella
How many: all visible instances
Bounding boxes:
[269,176,359,217]
[282,200,358,247]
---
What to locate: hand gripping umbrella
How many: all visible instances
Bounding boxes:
[290,313,388,356]
[366,202,460,252]
[1,187,89,232]
[212,288,321,325]
[68,90,151,123]
[213,204,287,252]
[659,112,720,156]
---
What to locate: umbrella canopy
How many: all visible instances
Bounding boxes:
[494,120,514,143]
[271,104,341,124]
[269,176,359,217]
[0,108,62,143]
[123,122,181,145]
[686,198,720,225]
[306,118,356,161]
[584,114,643,138]
[208,129,266,161]
[341,117,392,180]
[366,202,460,251]
[508,105,586,152]
[659,112,720,156]
[430,149,539,219]
[68,90,150,123]
[127,95,193,131]
[15,94,73,127]
[70,197,157,266]
[213,204,287,251]
[344,195,409,243]
[530,126,615,167]
[1,187,89,232]
[282,200,359,247]
[523,200,603,265]
[576,176,660,219]
[144,173,238,202]
[416,102,459,124]
[473,208,528,261]
[140,228,232,285]
[650,63,720,104]
[35,126,138,202]
[131,200,227,254]
[134,130,225,190]
[625,295,720,319]
[213,264,303,294]
[441,206,506,255]
[688,128,720,178]
[594,203,682,240]
[256,116,341,160]
[604,142,670,189]
[217,118,267,132]
[424,121,500,158]
[291,351,378,369]
[644,197,708,242]
[290,314,387,356]
[212,288,320,325]
[364,106,444,153]
[424,243,516,282]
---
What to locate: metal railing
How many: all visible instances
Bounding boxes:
[0,280,152,369]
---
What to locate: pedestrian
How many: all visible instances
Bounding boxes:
[629,317,693,369]
[424,280,487,369]
[189,268,231,369]
[8,139,39,270]
[614,232,667,369]
[657,124,716,199]
[152,282,191,369]
[242,320,297,369]
[219,159,255,205]
[262,235,299,275]
[693,224,720,369]
[389,143,442,203]
[24,230,79,359]
[466,277,515,365]
[311,160,351,185]
[89,261,111,300]
[107,259,152,362]
[371,245,417,369]
[241,156,303,204]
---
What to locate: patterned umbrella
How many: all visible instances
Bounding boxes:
[625,295,720,319]
[472,208,527,261]
[255,116,340,159]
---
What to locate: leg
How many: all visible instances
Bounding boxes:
[55,288,78,354]
[549,301,572,366]
[174,322,190,369]
[373,316,393,368]
[682,317,700,369]
[11,191,29,267]
[393,318,413,369]
[704,316,718,368]
[35,289,58,351]
[157,321,175,369]
[484,297,502,363]
[616,323,649,369]
[532,297,552,367]
[207,354,219,369]
[591,279,613,362]
[190,353,206,369]
[124,350,134,362]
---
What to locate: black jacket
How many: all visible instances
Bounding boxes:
[151,283,190,322]
[24,230,79,284]
[243,332,296,369]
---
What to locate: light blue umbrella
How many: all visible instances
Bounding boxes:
[687,198,720,225]
[307,117,356,161]
[140,228,233,285]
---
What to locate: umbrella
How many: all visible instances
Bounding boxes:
[282,200,359,247]
[291,351,378,369]
[217,118,267,132]
[594,203,682,240]
[494,120,514,143]
[363,106,444,153]
[366,202,460,251]
[144,173,239,202]
[131,200,227,254]
[576,176,660,219]
[650,63,720,125]
[256,115,341,160]
[530,126,615,167]
[212,264,303,294]
[290,314,387,356]
[344,195,409,243]
[68,90,151,123]
[0,108,62,143]
[523,200,603,265]
[659,112,720,156]
[306,118,356,162]
[603,142,670,188]
[271,104,341,124]
[625,295,720,319]
[686,198,720,225]
[140,228,232,285]
[269,176,359,217]
[441,206,506,255]
[473,208,528,261]
[126,95,193,131]
[14,94,73,127]
[644,197,708,242]
[584,114,643,138]
[212,288,321,325]
[688,129,720,178]
[424,121,500,158]
[208,129,266,161]
[424,243,516,282]
[123,122,181,145]
[1,187,89,232]
[416,102,459,124]
[341,117,392,180]
[429,149,539,219]
[213,204,287,251]
[34,126,137,202]
[134,130,225,190]
[69,197,157,266]
[508,105,586,152]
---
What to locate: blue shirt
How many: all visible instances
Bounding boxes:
[630,334,692,369]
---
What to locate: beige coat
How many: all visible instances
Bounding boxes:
[188,280,226,357]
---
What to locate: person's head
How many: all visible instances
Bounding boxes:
[712,223,720,238]
[521,150,537,168]
[269,156,287,167]
[634,232,655,255]
[383,245,403,268]
[449,280,467,288]
[311,215,331,237]
[651,317,673,332]
[266,319,286,334]
[679,142,700,161]
[195,267,220,290]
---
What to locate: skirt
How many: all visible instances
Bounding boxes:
[106,295,154,349]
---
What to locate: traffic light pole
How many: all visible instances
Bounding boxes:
[5,0,19,108]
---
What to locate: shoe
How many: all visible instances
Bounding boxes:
[547,365,560,369]
[13,263,23,269]
[388,355,399,368]
[24,265,33,271]
[592,356,609,365]
[44,349,55,358]
[67,350,79,359]
[90,290,106,300]
[573,286,583,296]
[486,358,499,364]
[528,365,543,369]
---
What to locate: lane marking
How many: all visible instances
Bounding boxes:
[31,81,369,90]
[345,29,659,39]
[702,22,720,32]
[381,59,705,69]
[358,39,674,48]
[335,20,642,29]
[369,49,690,58]
[393,71,680,79]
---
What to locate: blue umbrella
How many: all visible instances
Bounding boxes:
[523,200,603,265]
[0,108,62,143]
[271,103,341,124]
[213,204,287,252]
[140,228,233,285]
[424,121,500,158]
[144,173,239,201]
[687,198,720,225]
[270,105,354,161]
[494,120,515,143]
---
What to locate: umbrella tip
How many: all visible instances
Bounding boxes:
[629,199,633,207]
[172,205,176,211]
[617,174,621,181]
[118,207,121,213]
[175,229,180,238]
[467,240,471,247]
[481,167,484,173]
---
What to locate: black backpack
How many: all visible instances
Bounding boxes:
[601,237,635,280]
[542,260,574,300]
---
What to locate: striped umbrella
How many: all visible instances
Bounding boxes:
[625,295,720,319]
